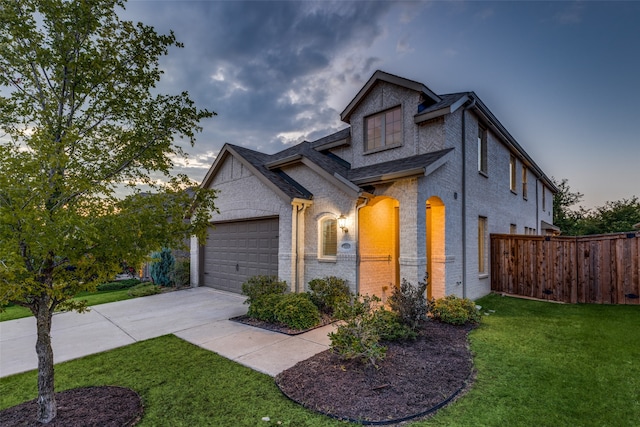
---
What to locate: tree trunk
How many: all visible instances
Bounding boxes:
[35,296,56,424]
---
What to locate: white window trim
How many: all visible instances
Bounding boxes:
[509,155,517,193]
[317,215,338,262]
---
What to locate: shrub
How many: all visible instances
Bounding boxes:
[241,275,287,306]
[274,293,321,330]
[431,295,481,325]
[388,278,429,331]
[150,248,175,287]
[330,294,386,368]
[127,283,162,297]
[371,309,417,342]
[96,278,141,291]
[308,276,351,315]
[173,259,190,287]
[246,293,282,323]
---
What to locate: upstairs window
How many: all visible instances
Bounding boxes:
[478,216,488,275]
[319,217,337,260]
[478,125,488,174]
[542,187,547,211]
[522,165,528,200]
[509,155,517,192]
[365,106,402,151]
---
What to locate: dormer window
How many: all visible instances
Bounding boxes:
[365,106,402,152]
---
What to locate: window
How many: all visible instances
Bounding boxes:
[478,125,487,174]
[365,106,402,151]
[478,217,488,275]
[510,224,517,234]
[509,155,517,192]
[522,165,528,199]
[542,187,546,211]
[319,217,337,259]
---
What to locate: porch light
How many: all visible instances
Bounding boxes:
[338,215,348,233]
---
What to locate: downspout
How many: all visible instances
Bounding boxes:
[535,178,540,234]
[355,196,370,294]
[461,96,476,299]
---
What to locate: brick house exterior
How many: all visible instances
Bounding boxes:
[191,70,558,300]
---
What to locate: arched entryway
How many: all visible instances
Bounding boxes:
[358,196,399,300]
[426,196,446,300]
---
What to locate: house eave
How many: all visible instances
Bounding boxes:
[414,95,469,124]
[351,167,426,186]
[341,70,442,123]
[265,154,303,170]
[313,136,350,151]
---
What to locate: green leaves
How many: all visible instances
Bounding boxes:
[0,0,217,309]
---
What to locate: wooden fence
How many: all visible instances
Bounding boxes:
[491,231,640,304]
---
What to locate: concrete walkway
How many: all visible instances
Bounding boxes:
[0,287,336,378]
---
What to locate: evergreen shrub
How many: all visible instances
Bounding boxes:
[150,248,175,287]
[274,293,320,330]
[308,276,350,315]
[431,295,481,325]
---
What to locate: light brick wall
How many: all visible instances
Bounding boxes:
[194,154,294,290]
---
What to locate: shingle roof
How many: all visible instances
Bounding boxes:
[418,92,468,115]
[229,144,313,200]
[348,149,454,184]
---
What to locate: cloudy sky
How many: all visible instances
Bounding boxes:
[121,0,639,210]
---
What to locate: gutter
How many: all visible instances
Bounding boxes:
[461,96,476,299]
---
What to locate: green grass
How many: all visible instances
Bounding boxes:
[0,335,346,427]
[0,288,134,322]
[419,295,640,426]
[1,295,638,426]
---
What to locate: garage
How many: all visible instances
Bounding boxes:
[202,217,279,293]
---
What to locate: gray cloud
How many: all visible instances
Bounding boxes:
[121,0,392,171]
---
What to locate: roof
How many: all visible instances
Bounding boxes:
[200,70,557,202]
[341,70,441,123]
[348,149,453,185]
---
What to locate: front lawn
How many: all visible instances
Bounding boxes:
[1,295,638,426]
[421,294,640,426]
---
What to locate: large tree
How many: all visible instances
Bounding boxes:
[0,0,216,423]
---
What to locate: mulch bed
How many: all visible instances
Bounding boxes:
[275,321,476,425]
[230,313,335,335]
[0,386,143,427]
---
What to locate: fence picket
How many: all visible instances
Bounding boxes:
[490,232,640,305]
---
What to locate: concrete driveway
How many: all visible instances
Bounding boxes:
[0,287,335,378]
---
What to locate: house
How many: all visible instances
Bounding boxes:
[191,70,557,301]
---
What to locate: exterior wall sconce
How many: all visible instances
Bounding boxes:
[338,215,348,233]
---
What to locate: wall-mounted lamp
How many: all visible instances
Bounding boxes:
[338,215,348,233]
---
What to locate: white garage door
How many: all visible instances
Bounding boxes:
[203,217,279,293]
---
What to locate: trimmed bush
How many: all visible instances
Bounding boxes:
[150,248,175,287]
[274,293,320,330]
[246,293,282,323]
[127,283,162,297]
[431,295,481,325]
[241,275,287,306]
[372,309,417,342]
[96,278,141,291]
[308,276,350,315]
[388,278,429,331]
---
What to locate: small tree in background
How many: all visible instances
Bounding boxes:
[150,248,175,287]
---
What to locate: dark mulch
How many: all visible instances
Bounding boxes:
[230,313,335,335]
[275,321,475,425]
[0,386,143,427]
